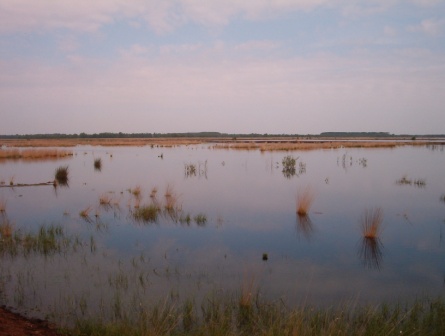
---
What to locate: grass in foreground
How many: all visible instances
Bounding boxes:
[62,296,445,336]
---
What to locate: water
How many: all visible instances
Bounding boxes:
[0,144,444,321]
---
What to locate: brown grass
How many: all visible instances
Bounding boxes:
[1,137,440,151]
[296,186,315,216]
[99,193,112,205]
[0,199,6,212]
[0,219,13,239]
[361,207,383,239]
[164,184,180,211]
[79,206,92,218]
[0,148,73,160]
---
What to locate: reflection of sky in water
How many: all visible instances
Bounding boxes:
[0,145,444,319]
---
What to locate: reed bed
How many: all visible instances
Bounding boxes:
[0,148,73,159]
[1,137,437,151]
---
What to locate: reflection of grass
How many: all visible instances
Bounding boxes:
[194,213,207,226]
[0,199,6,212]
[361,207,383,239]
[296,186,315,216]
[359,236,384,270]
[296,214,314,240]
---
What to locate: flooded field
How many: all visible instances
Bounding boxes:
[0,143,444,324]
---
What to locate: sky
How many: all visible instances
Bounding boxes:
[0,0,444,135]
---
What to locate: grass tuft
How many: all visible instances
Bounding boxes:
[55,165,69,186]
[361,207,383,239]
[94,158,102,171]
[296,186,315,216]
[133,204,160,223]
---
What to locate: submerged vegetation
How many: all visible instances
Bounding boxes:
[0,221,80,257]
[396,175,426,187]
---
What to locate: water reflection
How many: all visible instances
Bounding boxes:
[296,214,315,240]
[358,237,384,270]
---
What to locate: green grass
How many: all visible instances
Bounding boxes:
[62,296,445,336]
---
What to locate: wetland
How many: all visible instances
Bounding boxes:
[0,138,444,334]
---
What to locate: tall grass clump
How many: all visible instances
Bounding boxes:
[296,186,315,216]
[94,158,102,171]
[55,165,69,186]
[361,207,383,239]
[0,198,6,213]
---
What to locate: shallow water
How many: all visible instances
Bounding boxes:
[0,144,444,321]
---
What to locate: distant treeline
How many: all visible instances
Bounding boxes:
[1,132,444,139]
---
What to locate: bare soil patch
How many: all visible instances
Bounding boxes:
[0,307,62,336]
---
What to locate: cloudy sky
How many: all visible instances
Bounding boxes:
[1,0,444,135]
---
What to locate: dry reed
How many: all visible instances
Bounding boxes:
[296,186,315,216]
[0,199,6,212]
[361,207,383,239]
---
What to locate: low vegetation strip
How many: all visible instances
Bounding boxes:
[60,297,445,336]
[1,137,443,151]
[0,148,73,160]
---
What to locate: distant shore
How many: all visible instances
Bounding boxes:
[1,137,445,151]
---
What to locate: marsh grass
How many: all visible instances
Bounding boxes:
[0,223,79,257]
[164,185,181,213]
[99,193,113,206]
[133,203,160,223]
[80,206,93,222]
[194,213,207,226]
[282,155,297,178]
[55,165,69,186]
[0,198,6,212]
[0,148,73,160]
[64,296,445,336]
[296,186,315,216]
[396,175,426,188]
[361,207,383,239]
[94,158,102,171]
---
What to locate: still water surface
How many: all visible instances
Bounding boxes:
[0,144,444,321]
